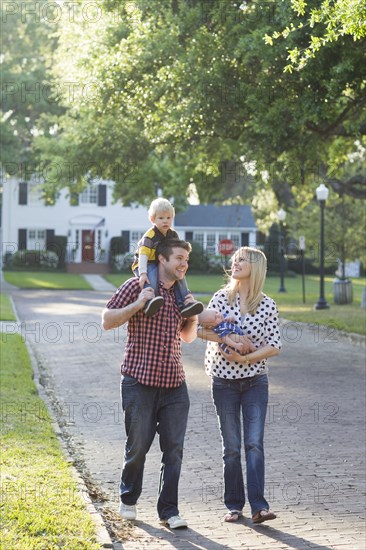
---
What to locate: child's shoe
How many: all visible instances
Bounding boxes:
[144,296,164,317]
[180,301,204,318]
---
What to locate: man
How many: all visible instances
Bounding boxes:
[102,239,198,529]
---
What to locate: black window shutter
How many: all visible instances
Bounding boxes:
[241,233,249,246]
[122,230,130,251]
[18,229,27,250]
[98,184,107,206]
[185,231,193,242]
[19,182,28,205]
[46,229,55,250]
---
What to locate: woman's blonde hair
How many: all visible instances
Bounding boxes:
[225,247,267,314]
[148,198,175,220]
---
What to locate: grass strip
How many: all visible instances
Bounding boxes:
[0,294,16,321]
[2,272,93,290]
[0,334,101,549]
[106,273,365,335]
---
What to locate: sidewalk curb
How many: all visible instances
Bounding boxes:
[280,317,366,347]
[7,295,116,550]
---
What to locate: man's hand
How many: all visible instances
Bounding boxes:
[102,286,155,330]
[138,286,155,306]
[183,293,195,306]
[139,273,150,289]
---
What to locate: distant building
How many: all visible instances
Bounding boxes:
[1,178,257,272]
[175,204,257,256]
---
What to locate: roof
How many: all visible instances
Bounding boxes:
[175,204,256,229]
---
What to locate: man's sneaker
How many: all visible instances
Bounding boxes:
[119,503,137,520]
[161,515,188,529]
[180,301,204,318]
[144,296,164,317]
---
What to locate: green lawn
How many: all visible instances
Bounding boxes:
[3,271,365,335]
[0,293,16,321]
[0,334,100,549]
[106,273,366,335]
[3,271,93,290]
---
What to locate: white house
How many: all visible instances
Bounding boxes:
[1,177,258,273]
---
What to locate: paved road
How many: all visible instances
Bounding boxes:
[7,289,366,550]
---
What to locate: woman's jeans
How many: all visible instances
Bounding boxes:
[120,375,190,520]
[212,374,269,515]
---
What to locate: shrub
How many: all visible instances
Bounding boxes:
[207,256,227,274]
[112,253,134,272]
[12,250,59,270]
[187,241,209,272]
[109,236,127,266]
[48,235,67,269]
[3,252,13,270]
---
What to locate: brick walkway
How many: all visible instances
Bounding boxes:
[7,289,366,550]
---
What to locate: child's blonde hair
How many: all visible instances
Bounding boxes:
[148,198,175,220]
[225,247,267,314]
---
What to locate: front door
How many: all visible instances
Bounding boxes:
[82,230,95,262]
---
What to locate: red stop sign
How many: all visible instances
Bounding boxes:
[218,239,235,256]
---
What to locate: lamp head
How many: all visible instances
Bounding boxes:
[277,208,286,222]
[316,183,329,202]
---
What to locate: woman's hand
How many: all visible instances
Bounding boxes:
[220,347,249,363]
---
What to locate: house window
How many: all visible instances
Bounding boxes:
[130,231,144,253]
[230,234,240,251]
[206,233,216,257]
[27,229,46,250]
[75,230,80,248]
[79,185,98,204]
[193,233,204,249]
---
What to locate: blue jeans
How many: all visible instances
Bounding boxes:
[134,264,190,308]
[212,374,269,515]
[120,375,190,519]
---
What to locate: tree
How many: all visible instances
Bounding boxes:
[0,0,62,171]
[27,0,364,217]
[286,185,366,271]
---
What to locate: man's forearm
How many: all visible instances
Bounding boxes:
[102,302,141,330]
[197,326,221,343]
[181,316,199,343]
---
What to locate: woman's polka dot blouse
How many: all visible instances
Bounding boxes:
[204,290,282,379]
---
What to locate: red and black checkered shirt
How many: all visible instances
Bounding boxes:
[105,278,185,388]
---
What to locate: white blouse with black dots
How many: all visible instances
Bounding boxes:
[204,290,282,379]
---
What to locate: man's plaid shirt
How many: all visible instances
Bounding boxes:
[105,278,185,388]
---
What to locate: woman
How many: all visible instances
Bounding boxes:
[198,247,281,523]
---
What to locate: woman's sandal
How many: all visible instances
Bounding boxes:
[252,509,277,524]
[224,510,242,522]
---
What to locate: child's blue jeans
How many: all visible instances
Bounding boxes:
[134,263,190,308]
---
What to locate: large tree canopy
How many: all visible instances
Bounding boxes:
[3,0,365,212]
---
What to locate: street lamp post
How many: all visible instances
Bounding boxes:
[277,208,287,293]
[315,183,330,310]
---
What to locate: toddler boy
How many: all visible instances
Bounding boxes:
[132,198,204,318]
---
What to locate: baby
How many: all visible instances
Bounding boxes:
[199,310,250,354]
